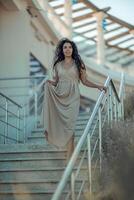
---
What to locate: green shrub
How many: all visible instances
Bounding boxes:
[94,120,134,200]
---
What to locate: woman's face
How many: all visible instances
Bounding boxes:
[63,42,73,58]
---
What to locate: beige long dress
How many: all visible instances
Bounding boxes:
[44,61,80,148]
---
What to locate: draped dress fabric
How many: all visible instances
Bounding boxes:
[44,62,80,148]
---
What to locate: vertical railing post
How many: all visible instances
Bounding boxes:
[23,107,26,143]
[113,96,117,121]
[34,91,38,129]
[115,97,118,121]
[118,72,125,120]
[71,172,75,200]
[109,85,113,122]
[118,101,121,119]
[87,134,92,197]
[4,99,8,144]
[121,82,125,120]
[98,107,102,172]
[107,87,110,124]
[118,98,123,120]
[16,107,20,143]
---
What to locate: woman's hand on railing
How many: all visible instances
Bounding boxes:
[98,86,107,93]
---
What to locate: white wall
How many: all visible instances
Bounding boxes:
[0,8,51,78]
[0,9,30,77]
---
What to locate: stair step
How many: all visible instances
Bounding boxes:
[0,167,88,180]
[33,118,97,132]
[32,124,88,133]
[0,150,88,162]
[0,144,65,152]
[0,190,86,200]
[0,151,66,159]
[26,137,81,144]
[0,190,67,200]
[30,126,98,137]
[0,179,88,191]
[0,111,100,200]
[77,115,90,120]
[0,158,65,169]
[26,132,98,144]
[0,157,87,169]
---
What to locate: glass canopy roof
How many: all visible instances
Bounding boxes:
[49,0,134,67]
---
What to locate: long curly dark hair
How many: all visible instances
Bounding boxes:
[53,38,86,78]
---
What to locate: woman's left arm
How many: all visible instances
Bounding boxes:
[80,68,107,92]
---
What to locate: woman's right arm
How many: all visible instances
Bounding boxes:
[47,66,59,86]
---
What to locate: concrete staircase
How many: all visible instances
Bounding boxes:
[0,112,92,200]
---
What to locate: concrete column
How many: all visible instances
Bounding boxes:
[64,0,73,39]
[95,12,107,65]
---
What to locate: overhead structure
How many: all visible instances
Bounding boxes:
[48,0,134,68]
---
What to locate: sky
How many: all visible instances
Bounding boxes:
[91,0,134,25]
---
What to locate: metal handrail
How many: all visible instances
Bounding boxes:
[0,92,22,108]
[0,75,48,144]
[19,76,47,141]
[51,74,125,200]
[0,92,23,144]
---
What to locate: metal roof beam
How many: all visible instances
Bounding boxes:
[122,52,133,58]
[77,27,96,34]
[121,58,134,66]
[72,7,87,13]
[107,14,134,30]
[106,31,130,42]
[127,44,134,48]
[79,0,99,11]
[58,7,90,16]
[108,56,122,63]
[105,26,122,34]
[106,43,133,53]
[79,45,96,52]
[112,37,134,45]
[73,20,96,28]
[73,31,96,43]
[73,12,95,22]
[106,49,121,57]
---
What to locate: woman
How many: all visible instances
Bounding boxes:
[44,38,106,161]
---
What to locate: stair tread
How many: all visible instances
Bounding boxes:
[32,126,87,132]
[0,148,87,153]
[0,157,66,161]
[0,149,66,153]
[32,133,86,138]
[0,144,66,152]
[0,190,69,194]
[0,166,87,172]
[0,178,86,183]
[0,189,86,194]
[0,155,87,161]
